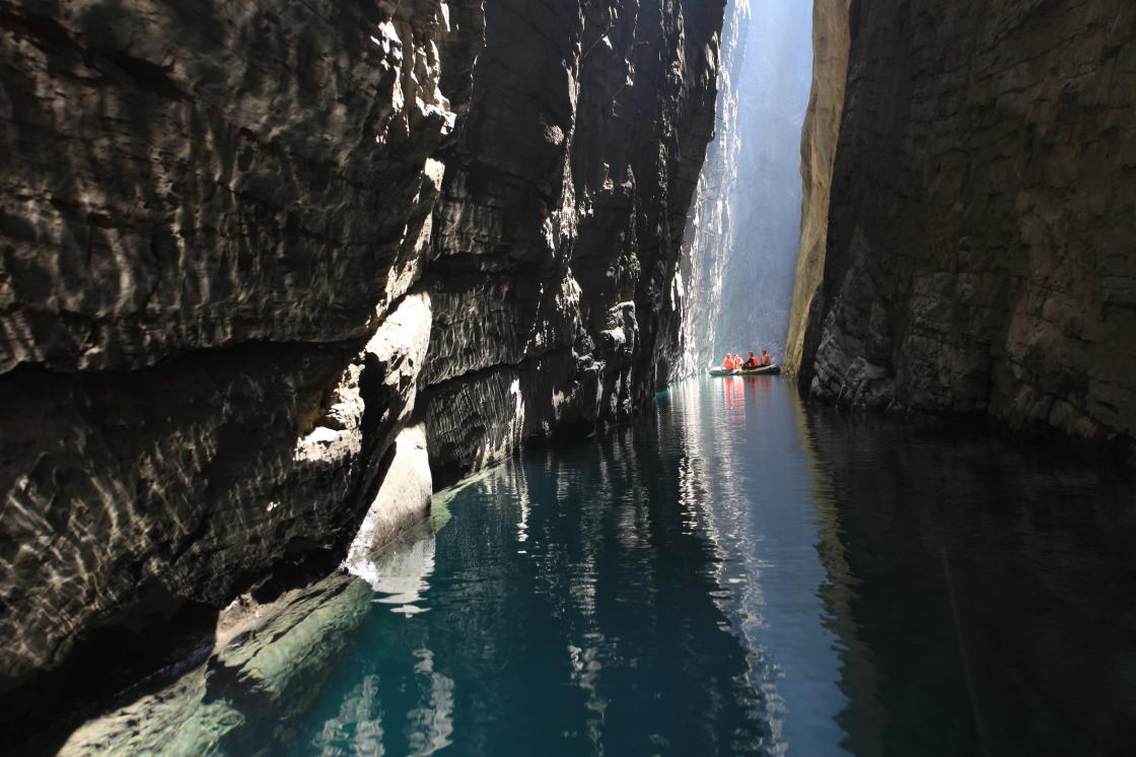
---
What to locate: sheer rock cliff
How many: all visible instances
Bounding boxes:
[0,0,723,725]
[787,0,1136,449]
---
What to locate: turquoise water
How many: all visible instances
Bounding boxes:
[228,377,1135,755]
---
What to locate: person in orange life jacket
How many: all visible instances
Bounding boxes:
[742,351,760,370]
[760,350,771,366]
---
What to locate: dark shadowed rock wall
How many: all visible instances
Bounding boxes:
[788,0,1136,448]
[0,0,723,715]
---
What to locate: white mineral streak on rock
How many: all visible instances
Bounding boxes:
[497,377,526,468]
[386,158,448,305]
[366,292,434,422]
[294,292,431,470]
[345,423,434,575]
[293,384,365,465]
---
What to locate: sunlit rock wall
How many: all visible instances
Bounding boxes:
[792,0,1136,447]
[0,0,723,713]
[0,0,452,704]
[783,0,850,376]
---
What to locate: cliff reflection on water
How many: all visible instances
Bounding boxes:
[62,378,1136,755]
[803,405,1136,756]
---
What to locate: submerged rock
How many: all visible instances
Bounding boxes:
[55,573,372,755]
[59,525,438,755]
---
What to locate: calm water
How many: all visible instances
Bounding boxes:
[182,378,1136,755]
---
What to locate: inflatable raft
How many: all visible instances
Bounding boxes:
[739,363,781,376]
[709,364,781,377]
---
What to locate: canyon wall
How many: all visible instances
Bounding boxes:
[422,0,722,482]
[0,0,723,716]
[788,0,1136,447]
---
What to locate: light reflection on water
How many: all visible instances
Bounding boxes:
[670,376,847,756]
[348,532,436,615]
[60,376,1136,755]
[296,375,1134,756]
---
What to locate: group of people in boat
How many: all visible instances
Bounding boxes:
[721,350,773,370]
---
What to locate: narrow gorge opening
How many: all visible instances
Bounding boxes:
[682,0,814,372]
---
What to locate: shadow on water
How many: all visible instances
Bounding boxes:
[802,407,1136,757]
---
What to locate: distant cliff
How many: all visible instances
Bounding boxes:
[0,0,723,709]
[787,0,1136,448]
[681,0,812,371]
[679,0,748,374]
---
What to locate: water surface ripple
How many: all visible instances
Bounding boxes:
[245,378,1136,754]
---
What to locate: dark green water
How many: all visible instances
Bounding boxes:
[229,378,1135,755]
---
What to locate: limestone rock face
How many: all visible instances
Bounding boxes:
[421,0,723,481]
[790,0,1136,446]
[0,0,451,701]
[0,0,723,723]
[0,0,452,370]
